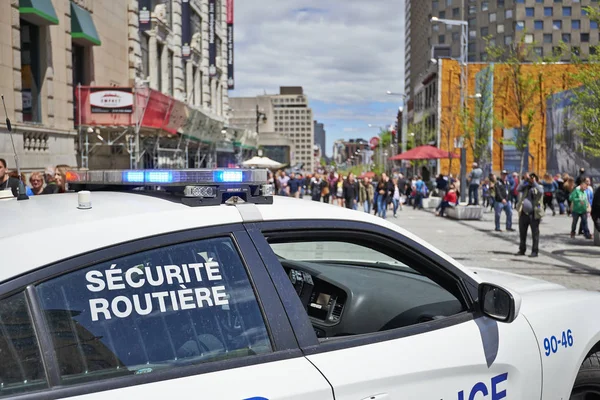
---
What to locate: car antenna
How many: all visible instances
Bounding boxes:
[2,95,28,200]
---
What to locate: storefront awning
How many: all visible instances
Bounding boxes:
[19,0,59,25]
[71,2,101,46]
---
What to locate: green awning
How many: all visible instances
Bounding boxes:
[19,0,59,25]
[70,2,101,46]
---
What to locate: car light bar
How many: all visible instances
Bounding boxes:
[65,168,274,206]
[66,169,268,186]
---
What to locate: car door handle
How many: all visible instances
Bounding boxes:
[360,394,390,400]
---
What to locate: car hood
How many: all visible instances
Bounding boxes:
[467,267,567,294]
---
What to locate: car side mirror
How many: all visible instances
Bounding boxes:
[478,283,520,323]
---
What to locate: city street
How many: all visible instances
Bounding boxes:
[384,206,600,291]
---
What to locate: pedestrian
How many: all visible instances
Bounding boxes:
[555,173,567,215]
[493,170,515,232]
[542,173,558,216]
[310,174,324,202]
[0,158,22,197]
[288,172,300,198]
[277,171,290,196]
[436,184,457,217]
[575,167,587,186]
[376,173,392,218]
[413,175,425,210]
[516,173,544,258]
[563,177,576,217]
[570,180,592,239]
[391,177,403,217]
[343,173,359,210]
[467,162,483,206]
[29,171,44,195]
[509,172,520,208]
[436,174,448,198]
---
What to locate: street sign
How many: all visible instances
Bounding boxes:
[369,136,379,150]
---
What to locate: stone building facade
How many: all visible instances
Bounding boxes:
[0,0,129,172]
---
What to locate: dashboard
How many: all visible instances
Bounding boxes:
[281,260,464,339]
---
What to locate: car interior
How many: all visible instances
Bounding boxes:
[269,239,466,340]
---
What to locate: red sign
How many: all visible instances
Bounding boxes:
[369,136,380,150]
[227,0,234,24]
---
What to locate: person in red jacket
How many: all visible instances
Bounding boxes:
[436,184,458,217]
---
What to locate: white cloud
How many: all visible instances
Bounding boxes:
[231,0,405,104]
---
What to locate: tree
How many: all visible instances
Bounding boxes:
[566,5,600,157]
[487,35,542,176]
[465,65,495,167]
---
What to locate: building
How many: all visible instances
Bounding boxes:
[405,0,600,100]
[272,87,314,172]
[0,0,130,172]
[1,0,246,174]
[313,120,326,158]
[430,58,598,178]
[230,87,315,172]
[229,96,294,166]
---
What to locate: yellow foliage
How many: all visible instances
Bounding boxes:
[437,59,579,177]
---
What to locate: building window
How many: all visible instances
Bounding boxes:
[563,7,571,17]
[526,7,534,17]
[516,21,525,31]
[572,46,581,57]
[544,7,552,17]
[481,2,488,11]
[534,47,543,57]
[480,27,489,36]
[497,24,505,33]
[489,13,496,22]
[525,34,534,44]
[544,34,553,43]
[562,33,571,43]
[572,20,581,30]
[592,21,599,30]
[141,33,150,80]
[581,33,590,42]
[505,9,513,19]
[157,42,164,92]
[534,20,543,30]
[453,7,460,17]
[505,35,513,45]
[438,34,445,43]
[553,20,562,30]
[20,20,41,123]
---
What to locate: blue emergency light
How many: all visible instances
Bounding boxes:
[66,168,274,206]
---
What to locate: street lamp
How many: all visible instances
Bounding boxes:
[431,15,468,203]
[256,105,267,136]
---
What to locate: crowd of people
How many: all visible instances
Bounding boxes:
[269,164,600,257]
[0,159,68,197]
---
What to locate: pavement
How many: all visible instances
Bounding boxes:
[383,203,600,291]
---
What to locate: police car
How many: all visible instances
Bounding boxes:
[1,168,599,400]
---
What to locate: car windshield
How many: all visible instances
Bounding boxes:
[271,241,412,270]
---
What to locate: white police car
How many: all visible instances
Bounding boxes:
[1,168,599,400]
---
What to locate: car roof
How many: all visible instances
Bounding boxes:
[1,192,478,285]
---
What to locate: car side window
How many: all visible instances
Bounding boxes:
[0,292,47,396]
[269,239,466,340]
[35,237,271,385]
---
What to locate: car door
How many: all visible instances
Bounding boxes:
[246,219,543,400]
[0,225,333,400]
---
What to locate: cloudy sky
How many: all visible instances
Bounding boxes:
[229,0,405,157]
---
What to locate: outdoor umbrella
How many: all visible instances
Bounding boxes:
[388,145,460,161]
[242,156,284,169]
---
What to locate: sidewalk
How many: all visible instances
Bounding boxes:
[384,204,600,291]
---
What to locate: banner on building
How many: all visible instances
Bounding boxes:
[90,88,133,114]
[181,0,191,59]
[138,0,151,30]
[208,0,217,77]
[227,0,234,89]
